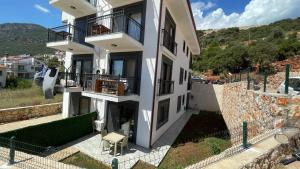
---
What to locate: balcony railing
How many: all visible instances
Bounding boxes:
[162,29,177,55]
[82,74,139,96]
[86,11,144,42]
[48,24,91,47]
[56,72,82,88]
[158,79,174,96]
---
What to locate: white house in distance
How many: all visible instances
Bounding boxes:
[0,65,7,88]
[0,55,44,79]
[47,0,200,148]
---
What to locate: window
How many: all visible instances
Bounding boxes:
[157,99,170,129]
[177,96,182,112]
[186,46,189,56]
[183,41,186,53]
[0,71,2,76]
[18,65,25,71]
[160,55,173,95]
[179,68,184,84]
[182,95,185,105]
[184,70,187,81]
[163,10,176,54]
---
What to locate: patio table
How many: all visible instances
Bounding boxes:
[102,132,125,156]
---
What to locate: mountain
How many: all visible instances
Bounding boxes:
[193,17,300,74]
[0,23,54,56]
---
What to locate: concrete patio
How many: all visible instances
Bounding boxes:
[70,110,196,169]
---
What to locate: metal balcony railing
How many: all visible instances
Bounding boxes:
[158,79,174,96]
[48,24,91,47]
[82,74,139,96]
[86,11,144,42]
[56,72,82,88]
[162,29,177,55]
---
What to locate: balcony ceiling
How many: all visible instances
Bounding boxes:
[165,0,200,55]
[104,0,143,8]
[49,0,97,18]
[85,33,143,52]
[82,91,140,102]
[47,41,94,54]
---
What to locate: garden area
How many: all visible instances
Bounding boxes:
[62,111,231,169]
[0,77,62,109]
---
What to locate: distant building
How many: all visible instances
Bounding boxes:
[0,55,44,79]
[0,65,6,88]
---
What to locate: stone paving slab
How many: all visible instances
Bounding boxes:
[47,147,80,161]
[0,114,63,133]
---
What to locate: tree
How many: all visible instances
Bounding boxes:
[47,57,60,68]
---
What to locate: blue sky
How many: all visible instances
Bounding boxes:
[0,0,299,30]
[0,0,61,28]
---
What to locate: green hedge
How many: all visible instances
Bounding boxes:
[0,112,97,148]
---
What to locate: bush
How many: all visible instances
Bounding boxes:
[0,112,97,149]
[6,77,32,89]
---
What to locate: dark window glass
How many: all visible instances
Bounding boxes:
[0,71,2,76]
[182,95,185,105]
[177,95,181,112]
[184,70,187,81]
[186,46,189,56]
[157,99,170,129]
[183,41,186,52]
[179,68,184,84]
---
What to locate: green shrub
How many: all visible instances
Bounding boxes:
[6,77,32,89]
[0,112,97,149]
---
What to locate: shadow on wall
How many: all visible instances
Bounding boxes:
[189,82,223,112]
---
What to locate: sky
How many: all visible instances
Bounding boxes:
[0,0,300,30]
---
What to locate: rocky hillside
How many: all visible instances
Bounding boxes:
[0,23,54,56]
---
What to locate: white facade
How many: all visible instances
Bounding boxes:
[48,0,200,148]
[0,56,44,79]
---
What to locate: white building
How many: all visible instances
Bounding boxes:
[0,56,44,79]
[47,0,200,148]
[0,65,7,88]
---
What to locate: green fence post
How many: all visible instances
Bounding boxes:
[111,158,118,169]
[285,64,290,94]
[263,72,267,92]
[242,121,248,149]
[9,136,15,165]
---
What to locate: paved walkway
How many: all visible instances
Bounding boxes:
[70,110,195,169]
[0,114,63,133]
[203,136,281,169]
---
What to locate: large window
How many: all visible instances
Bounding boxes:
[157,99,170,130]
[159,55,174,95]
[179,68,184,84]
[177,96,181,113]
[163,10,176,54]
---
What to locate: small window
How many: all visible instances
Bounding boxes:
[177,96,181,112]
[186,46,189,56]
[157,99,170,130]
[179,68,184,84]
[184,70,187,81]
[183,41,186,53]
[182,95,185,105]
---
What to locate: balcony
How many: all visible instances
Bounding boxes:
[162,29,177,57]
[85,11,143,52]
[81,74,140,102]
[157,79,174,96]
[104,0,142,8]
[49,0,97,18]
[47,24,93,54]
[55,72,83,92]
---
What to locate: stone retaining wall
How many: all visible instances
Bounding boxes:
[221,82,300,131]
[241,133,300,169]
[0,103,62,123]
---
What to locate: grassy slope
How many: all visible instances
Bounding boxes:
[0,84,62,109]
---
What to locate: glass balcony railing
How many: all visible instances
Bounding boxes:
[86,11,144,43]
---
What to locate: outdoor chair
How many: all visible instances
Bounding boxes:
[118,136,129,155]
[121,121,130,137]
